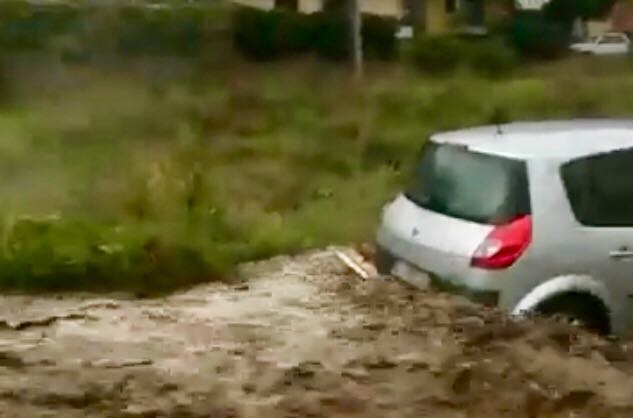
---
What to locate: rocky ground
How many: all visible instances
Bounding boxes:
[0,249,632,417]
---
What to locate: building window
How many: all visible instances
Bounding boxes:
[276,0,299,11]
[445,0,457,13]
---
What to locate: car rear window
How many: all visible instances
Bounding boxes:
[405,142,531,225]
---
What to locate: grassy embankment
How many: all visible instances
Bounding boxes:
[0,55,632,292]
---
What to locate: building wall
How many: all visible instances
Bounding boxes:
[611,0,633,33]
[425,0,453,34]
[230,0,507,35]
[232,0,275,10]
[516,0,550,10]
[300,0,323,13]
[484,0,512,26]
[360,0,403,17]
[587,20,610,37]
[232,0,403,16]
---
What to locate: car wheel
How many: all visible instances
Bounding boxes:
[535,292,610,335]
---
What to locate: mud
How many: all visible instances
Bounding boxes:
[0,249,632,417]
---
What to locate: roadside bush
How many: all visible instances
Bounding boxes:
[233,7,397,62]
[409,35,517,77]
[463,38,517,77]
[409,36,462,74]
[233,7,288,60]
[0,1,230,59]
[508,11,569,59]
[311,11,349,61]
[117,6,204,56]
[0,1,81,51]
[362,15,399,60]
[0,54,10,105]
[0,212,238,294]
[277,10,316,54]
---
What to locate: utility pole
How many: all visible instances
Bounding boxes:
[349,0,368,172]
[350,0,363,81]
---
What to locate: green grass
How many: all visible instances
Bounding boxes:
[2,55,633,293]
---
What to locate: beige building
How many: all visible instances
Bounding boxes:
[232,0,403,16]
[232,0,512,35]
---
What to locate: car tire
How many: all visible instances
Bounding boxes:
[535,292,611,335]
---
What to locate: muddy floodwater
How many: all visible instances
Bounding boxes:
[0,250,632,417]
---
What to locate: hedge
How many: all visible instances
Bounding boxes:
[507,11,569,59]
[232,7,398,62]
[409,35,517,77]
[0,1,230,58]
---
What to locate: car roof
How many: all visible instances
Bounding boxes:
[430,119,633,160]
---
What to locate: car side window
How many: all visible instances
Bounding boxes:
[561,149,633,226]
[599,34,626,44]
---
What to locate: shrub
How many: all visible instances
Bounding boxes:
[311,11,350,61]
[463,38,517,77]
[0,53,10,105]
[233,7,285,60]
[409,36,462,74]
[233,6,316,60]
[362,15,398,61]
[117,5,204,56]
[0,1,81,51]
[233,7,397,62]
[0,211,238,294]
[508,11,569,59]
[0,2,230,58]
[277,10,316,54]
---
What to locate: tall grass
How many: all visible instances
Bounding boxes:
[1,56,633,292]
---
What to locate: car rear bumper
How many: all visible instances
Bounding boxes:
[428,275,500,307]
[375,245,500,307]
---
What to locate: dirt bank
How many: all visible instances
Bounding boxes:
[0,249,632,417]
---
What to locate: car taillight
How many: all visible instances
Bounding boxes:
[471,215,532,270]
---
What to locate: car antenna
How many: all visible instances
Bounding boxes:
[490,107,507,135]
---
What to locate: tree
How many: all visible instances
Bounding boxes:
[543,0,614,25]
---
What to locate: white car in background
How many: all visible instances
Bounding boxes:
[570,32,631,55]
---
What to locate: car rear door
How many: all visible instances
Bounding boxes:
[560,148,633,331]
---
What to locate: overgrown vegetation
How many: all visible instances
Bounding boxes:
[0,1,231,59]
[1,1,633,293]
[1,53,633,292]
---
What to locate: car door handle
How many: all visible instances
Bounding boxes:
[609,250,633,259]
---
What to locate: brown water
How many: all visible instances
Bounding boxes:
[0,249,632,417]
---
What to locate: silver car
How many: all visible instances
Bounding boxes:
[376,120,633,334]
